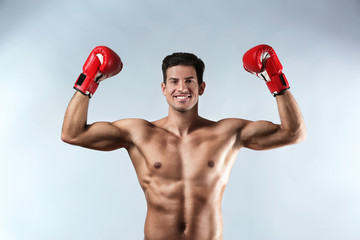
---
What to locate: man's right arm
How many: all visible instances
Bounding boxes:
[61,46,130,151]
[61,92,132,151]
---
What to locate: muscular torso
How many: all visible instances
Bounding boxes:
[125,118,243,240]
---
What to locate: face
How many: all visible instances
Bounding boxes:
[161,65,205,113]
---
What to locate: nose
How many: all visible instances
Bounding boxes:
[178,80,189,92]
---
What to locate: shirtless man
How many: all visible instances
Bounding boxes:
[61,45,306,240]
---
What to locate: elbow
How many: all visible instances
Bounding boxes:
[294,129,307,144]
[61,133,72,144]
[61,132,78,145]
[288,126,307,144]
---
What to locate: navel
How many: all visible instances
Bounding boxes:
[154,162,162,169]
[208,160,215,168]
[179,222,186,232]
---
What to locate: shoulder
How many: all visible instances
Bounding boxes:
[150,117,167,127]
[113,118,151,125]
[112,118,155,132]
[195,117,251,136]
[111,118,159,146]
[215,118,251,131]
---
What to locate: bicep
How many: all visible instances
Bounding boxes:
[240,120,292,150]
[75,120,132,151]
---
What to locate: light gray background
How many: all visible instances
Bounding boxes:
[1,0,360,239]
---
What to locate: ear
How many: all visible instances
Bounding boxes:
[199,82,206,96]
[161,82,166,96]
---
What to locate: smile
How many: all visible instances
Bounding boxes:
[174,94,191,100]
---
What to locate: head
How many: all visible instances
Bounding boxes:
[162,52,205,85]
[161,53,206,113]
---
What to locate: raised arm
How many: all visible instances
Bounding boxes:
[61,46,129,151]
[240,44,306,150]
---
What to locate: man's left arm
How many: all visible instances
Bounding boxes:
[240,90,306,150]
[239,44,307,150]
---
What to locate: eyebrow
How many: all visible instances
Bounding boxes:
[168,76,195,81]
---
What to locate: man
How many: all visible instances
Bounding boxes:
[61,45,306,240]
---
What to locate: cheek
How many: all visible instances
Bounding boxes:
[193,87,201,95]
[163,86,174,97]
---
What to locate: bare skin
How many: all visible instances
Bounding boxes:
[61,65,306,240]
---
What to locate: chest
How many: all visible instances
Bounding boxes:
[129,129,238,182]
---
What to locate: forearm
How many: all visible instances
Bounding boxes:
[61,91,90,143]
[276,90,306,141]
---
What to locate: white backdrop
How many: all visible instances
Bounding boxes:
[1,0,360,239]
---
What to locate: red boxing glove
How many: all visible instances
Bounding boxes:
[74,46,123,98]
[242,44,289,96]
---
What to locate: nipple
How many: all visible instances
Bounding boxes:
[154,162,162,169]
[208,160,215,168]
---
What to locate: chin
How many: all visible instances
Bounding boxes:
[175,103,198,113]
[167,99,198,113]
[177,108,189,113]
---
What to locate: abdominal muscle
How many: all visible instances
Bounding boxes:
[142,174,226,240]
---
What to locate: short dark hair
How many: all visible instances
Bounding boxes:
[162,52,205,85]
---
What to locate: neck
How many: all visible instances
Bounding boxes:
[165,104,201,136]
